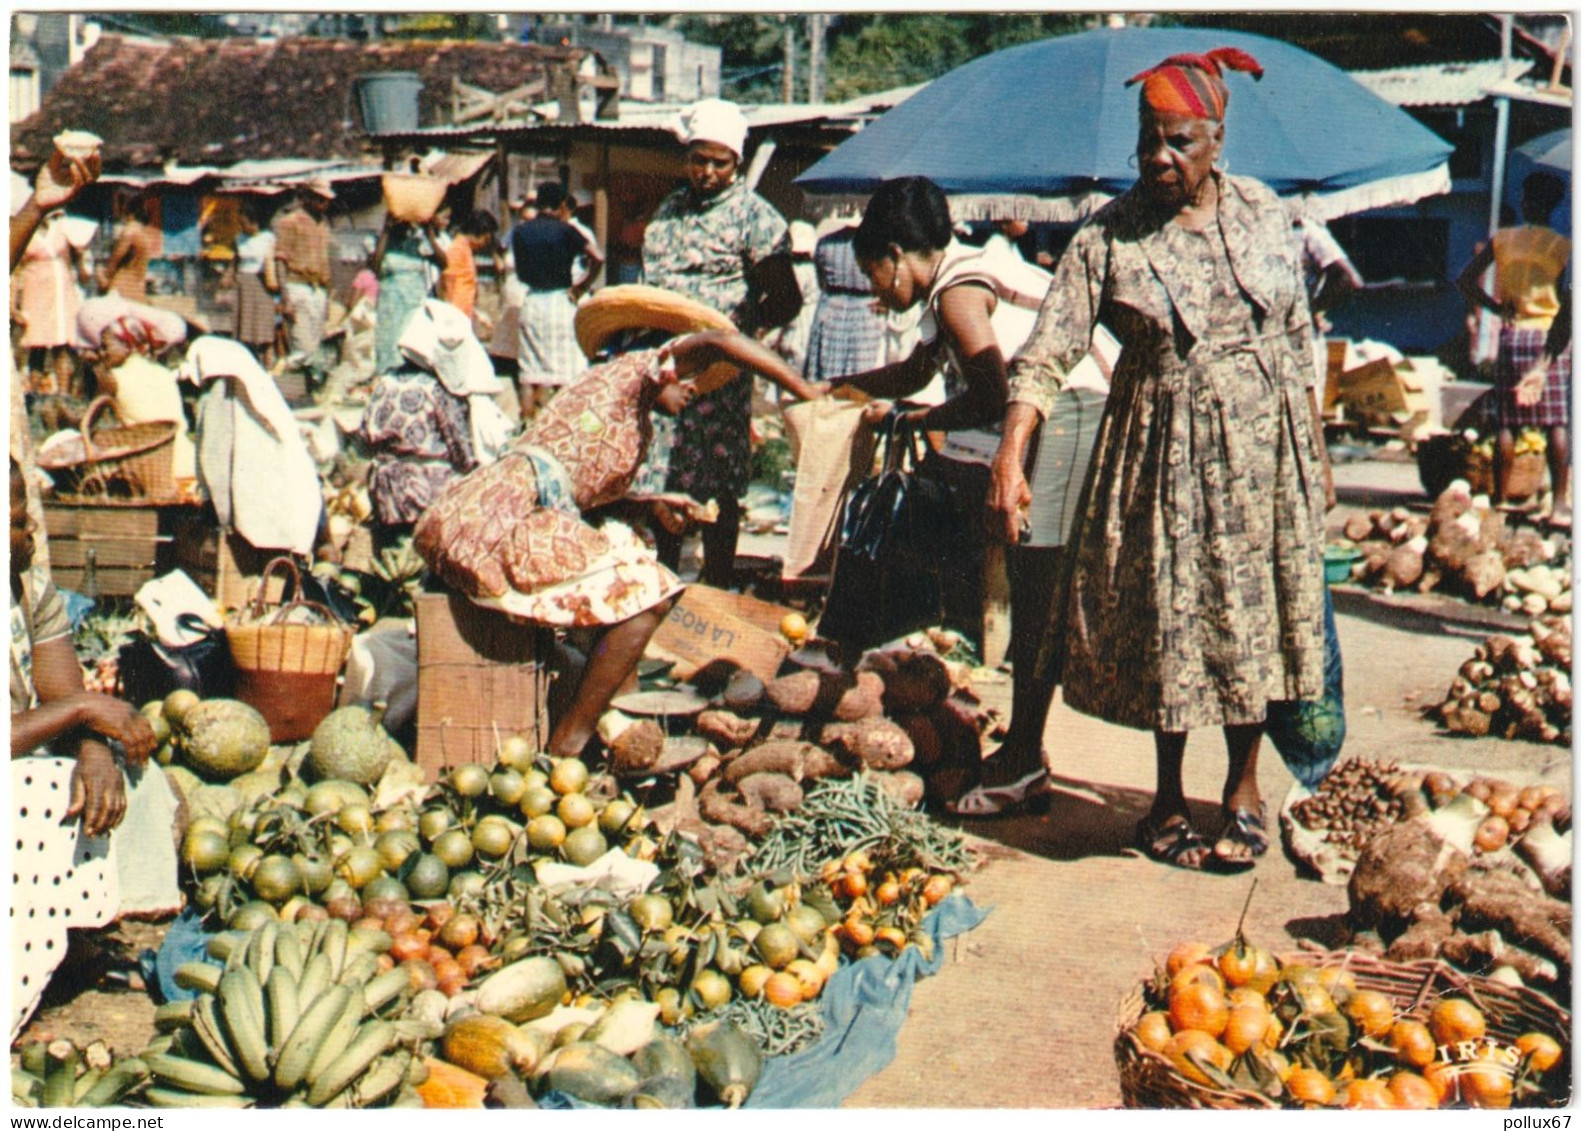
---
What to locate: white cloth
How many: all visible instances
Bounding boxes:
[178,336,322,556]
[341,618,418,733]
[74,292,187,351]
[672,98,749,159]
[235,229,276,276]
[396,299,512,464]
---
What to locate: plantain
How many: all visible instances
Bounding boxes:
[304,984,368,1090]
[206,932,244,963]
[216,968,271,1085]
[144,1052,247,1097]
[142,1087,251,1108]
[153,999,197,1033]
[72,1069,105,1104]
[174,961,224,996]
[349,1048,412,1108]
[275,924,305,981]
[190,995,242,1078]
[42,1040,81,1108]
[273,983,353,1092]
[248,921,279,986]
[336,950,380,988]
[265,964,302,1056]
[296,951,334,1006]
[76,1057,150,1108]
[11,1070,42,1107]
[318,919,349,980]
[361,967,410,1017]
[304,1020,396,1106]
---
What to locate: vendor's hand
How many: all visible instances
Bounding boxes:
[73,692,157,765]
[1516,364,1549,408]
[652,499,688,535]
[656,381,695,417]
[860,399,895,427]
[1496,299,1518,321]
[68,745,126,838]
[34,152,100,212]
[987,453,1033,545]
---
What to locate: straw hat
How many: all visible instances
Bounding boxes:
[302,176,336,200]
[574,284,740,391]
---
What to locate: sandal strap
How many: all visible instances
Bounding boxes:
[1137,815,1209,865]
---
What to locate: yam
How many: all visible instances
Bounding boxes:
[765,670,856,717]
[1449,870,1571,969]
[695,710,761,750]
[872,770,925,808]
[1440,930,1560,987]
[819,718,915,771]
[1382,536,1427,590]
[687,753,724,789]
[722,741,849,785]
[1343,513,1376,543]
[1460,550,1506,600]
[720,670,765,712]
[1384,903,1456,960]
[688,659,744,697]
[736,773,803,814]
[894,713,944,772]
[1502,528,1548,569]
[1347,821,1467,933]
[648,775,701,837]
[1428,482,1473,529]
[609,720,665,776]
[832,671,885,721]
[698,780,772,839]
[764,718,807,743]
[696,823,750,874]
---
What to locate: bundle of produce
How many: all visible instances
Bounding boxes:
[1115,922,1569,1109]
[11,1039,152,1108]
[73,606,142,694]
[1430,619,1572,744]
[1341,480,1570,606]
[137,919,421,1108]
[1347,798,1571,994]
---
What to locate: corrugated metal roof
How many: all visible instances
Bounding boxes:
[1350,59,1534,107]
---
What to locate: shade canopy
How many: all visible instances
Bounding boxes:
[1509,127,1571,184]
[797,26,1455,222]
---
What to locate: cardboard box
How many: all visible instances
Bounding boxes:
[1333,357,1409,424]
[648,584,792,683]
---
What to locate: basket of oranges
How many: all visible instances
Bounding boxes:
[1115,936,1570,1110]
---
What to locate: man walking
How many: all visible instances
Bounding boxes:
[510,182,602,413]
[272,177,335,388]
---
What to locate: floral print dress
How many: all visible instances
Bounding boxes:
[362,367,477,528]
[640,180,789,503]
[1008,174,1327,733]
[415,348,685,628]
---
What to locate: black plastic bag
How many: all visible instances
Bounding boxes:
[818,413,955,655]
[117,613,236,705]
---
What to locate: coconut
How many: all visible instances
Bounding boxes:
[308,704,405,786]
[179,699,271,780]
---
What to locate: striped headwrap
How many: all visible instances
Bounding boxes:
[1125,47,1263,121]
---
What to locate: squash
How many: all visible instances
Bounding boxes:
[441,1014,548,1079]
[685,1020,761,1108]
[309,705,405,786]
[541,1042,641,1106]
[413,1056,488,1108]
[629,1035,696,1109]
[475,956,569,1023]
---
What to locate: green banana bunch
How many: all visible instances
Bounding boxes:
[141,918,424,1108]
[12,1039,150,1108]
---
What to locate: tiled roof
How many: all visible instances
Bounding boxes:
[10,34,586,168]
[1349,59,1535,108]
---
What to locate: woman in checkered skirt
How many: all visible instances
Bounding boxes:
[1458,172,1571,520]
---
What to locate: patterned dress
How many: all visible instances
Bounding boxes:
[804,227,887,383]
[415,348,684,628]
[1008,174,1326,733]
[642,180,789,502]
[15,219,82,350]
[375,228,436,375]
[1489,224,1572,428]
[362,367,477,528]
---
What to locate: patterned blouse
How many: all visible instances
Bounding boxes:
[362,367,477,527]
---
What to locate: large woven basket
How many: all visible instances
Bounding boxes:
[227,557,355,742]
[1114,948,1571,1110]
[382,173,447,224]
[38,395,178,503]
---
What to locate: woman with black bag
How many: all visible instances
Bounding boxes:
[819,177,1066,817]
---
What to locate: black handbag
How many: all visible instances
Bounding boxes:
[818,412,956,655]
[117,613,236,705]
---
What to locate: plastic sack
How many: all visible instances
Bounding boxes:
[1264,585,1345,789]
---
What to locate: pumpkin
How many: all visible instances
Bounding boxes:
[413,1056,488,1109]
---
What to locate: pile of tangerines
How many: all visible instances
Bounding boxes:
[1129,937,1565,1109]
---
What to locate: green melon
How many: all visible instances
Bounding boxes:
[308,705,406,786]
[187,784,244,825]
[178,699,271,780]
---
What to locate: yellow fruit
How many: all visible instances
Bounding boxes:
[1459,1056,1513,1109]
[753,923,801,970]
[560,826,607,867]
[556,793,596,829]
[1317,966,1357,998]
[1262,1011,1284,1050]
[738,965,774,999]
[526,815,567,853]
[779,612,808,643]
[1167,942,1214,976]
[1218,942,1275,990]
[1168,982,1229,1040]
[448,763,490,799]
[784,959,824,1001]
[690,968,732,1010]
[1516,1031,1563,1074]
[1387,1072,1439,1110]
[1388,1019,1436,1069]
[182,828,231,874]
[549,758,590,796]
[489,769,527,807]
[628,893,673,932]
[1134,1011,1173,1053]
[1263,1049,1293,1082]
[432,828,476,869]
[1344,989,1395,1039]
[519,787,558,819]
[471,817,517,860]
[1171,963,1225,995]
[1428,998,1485,1045]
[1422,1059,1459,1104]
[1227,987,1265,1010]
[763,972,803,1009]
[1222,1004,1270,1056]
[1339,1078,1395,1109]
[598,799,638,837]
[1162,1029,1233,1087]
[1285,1066,1336,1106]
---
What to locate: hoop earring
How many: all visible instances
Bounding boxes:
[1126,153,1139,170]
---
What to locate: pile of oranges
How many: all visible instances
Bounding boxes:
[1129,938,1566,1109]
[812,851,954,960]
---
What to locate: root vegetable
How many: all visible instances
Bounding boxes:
[871,770,925,808]
[818,718,915,771]
[765,671,822,715]
[1449,870,1571,970]
[1384,903,1456,961]
[609,720,665,776]
[870,650,951,713]
[833,671,885,721]
[699,780,772,838]
[1514,819,1573,899]
[1344,514,1376,542]
[1440,930,1560,987]
[688,753,723,788]
[1460,550,1506,599]
[722,741,852,785]
[694,823,750,873]
[695,710,762,750]
[721,670,766,712]
[1383,537,1428,590]
[1348,821,1468,933]
[735,773,804,814]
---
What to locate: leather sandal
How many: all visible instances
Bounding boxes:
[1212,804,1268,871]
[947,769,1054,818]
[1133,813,1214,872]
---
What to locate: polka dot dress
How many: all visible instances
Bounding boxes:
[10,757,118,1041]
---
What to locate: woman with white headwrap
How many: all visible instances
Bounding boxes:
[640,98,797,587]
[360,298,510,547]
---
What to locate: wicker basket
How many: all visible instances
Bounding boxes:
[227,557,356,742]
[1114,948,1571,1109]
[38,395,179,503]
[382,173,447,224]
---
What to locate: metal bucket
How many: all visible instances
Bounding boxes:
[355,71,424,134]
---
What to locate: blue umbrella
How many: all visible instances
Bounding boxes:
[1507,127,1570,196]
[797,26,1454,220]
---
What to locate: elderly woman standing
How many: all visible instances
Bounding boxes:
[641,98,796,587]
[989,49,1329,872]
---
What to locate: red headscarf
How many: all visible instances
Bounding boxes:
[1126,48,1263,121]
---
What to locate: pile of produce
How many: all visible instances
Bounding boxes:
[1430,618,1571,745]
[1117,921,1569,1109]
[73,606,142,694]
[135,660,976,1108]
[1339,479,1571,608]
[11,1039,153,1108]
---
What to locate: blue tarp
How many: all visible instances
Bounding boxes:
[796,27,1453,202]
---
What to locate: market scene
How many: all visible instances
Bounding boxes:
[6,9,1577,1113]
